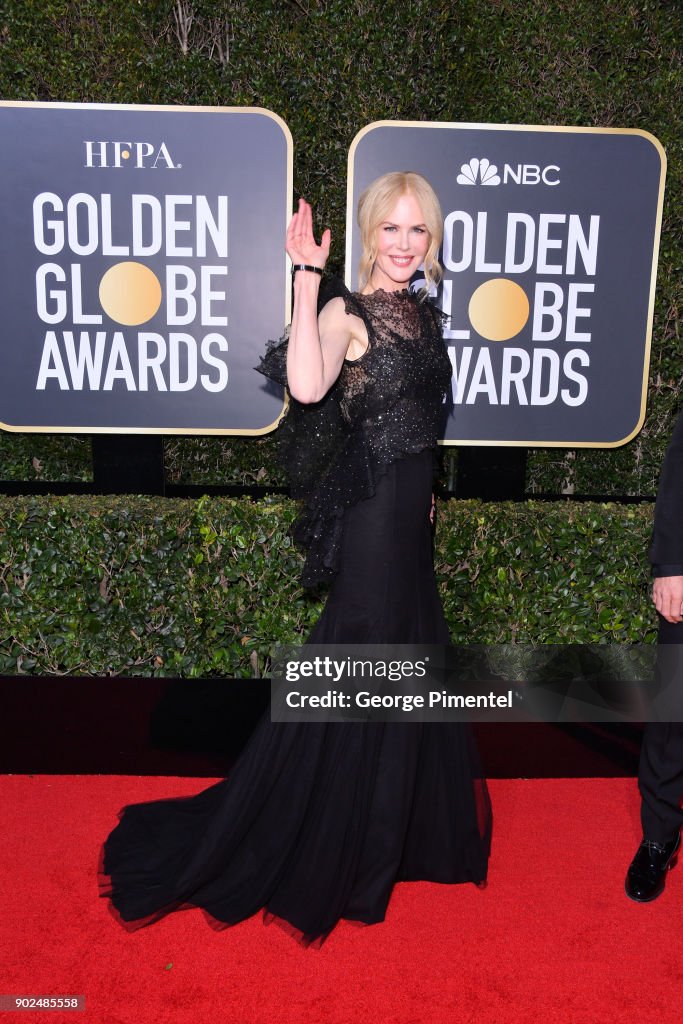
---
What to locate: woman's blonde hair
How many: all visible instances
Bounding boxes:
[357,171,443,294]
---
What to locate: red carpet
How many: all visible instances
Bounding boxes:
[1,776,680,1024]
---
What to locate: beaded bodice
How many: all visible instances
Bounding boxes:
[335,285,452,461]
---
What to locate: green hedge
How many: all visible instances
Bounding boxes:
[0,0,681,495]
[0,494,656,677]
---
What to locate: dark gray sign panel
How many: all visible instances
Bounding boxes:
[0,102,292,434]
[347,122,666,446]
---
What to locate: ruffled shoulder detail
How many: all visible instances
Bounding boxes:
[316,275,353,313]
[254,325,289,387]
[316,276,374,324]
[424,293,451,331]
[254,277,363,389]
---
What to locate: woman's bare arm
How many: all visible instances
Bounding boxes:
[285,198,352,404]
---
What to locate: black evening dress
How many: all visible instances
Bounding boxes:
[100,282,492,946]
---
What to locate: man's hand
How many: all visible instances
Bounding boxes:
[652,575,683,623]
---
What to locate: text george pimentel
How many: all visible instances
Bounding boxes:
[284,690,514,710]
[281,658,514,710]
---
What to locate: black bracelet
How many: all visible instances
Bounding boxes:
[291,264,323,277]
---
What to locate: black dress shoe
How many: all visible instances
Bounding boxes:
[625,832,681,903]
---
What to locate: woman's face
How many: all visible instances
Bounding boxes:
[369,191,430,292]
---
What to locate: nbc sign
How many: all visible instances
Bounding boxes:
[348,121,666,446]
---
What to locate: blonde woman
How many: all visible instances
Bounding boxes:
[101,172,491,946]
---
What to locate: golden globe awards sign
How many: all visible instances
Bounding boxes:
[347,122,666,445]
[0,102,292,434]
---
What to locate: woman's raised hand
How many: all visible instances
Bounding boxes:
[286,198,331,270]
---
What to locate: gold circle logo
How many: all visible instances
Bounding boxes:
[468,278,530,341]
[99,262,162,326]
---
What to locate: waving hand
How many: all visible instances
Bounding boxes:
[286,198,331,270]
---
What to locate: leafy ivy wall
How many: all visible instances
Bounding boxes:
[0,495,656,676]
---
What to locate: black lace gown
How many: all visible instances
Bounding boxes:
[100,283,492,946]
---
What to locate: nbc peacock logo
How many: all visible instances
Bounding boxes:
[456,158,501,186]
[457,157,561,186]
